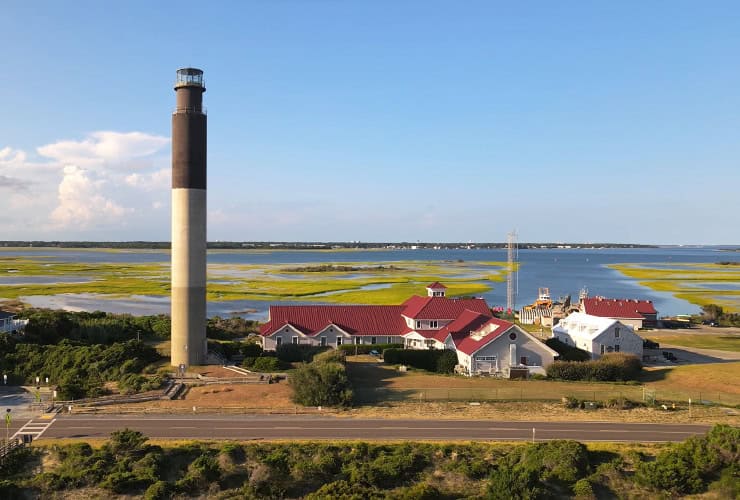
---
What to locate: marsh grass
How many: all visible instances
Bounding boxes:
[0,255,504,305]
[610,263,740,313]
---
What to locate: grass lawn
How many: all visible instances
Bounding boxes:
[346,358,740,406]
[641,362,740,401]
[644,333,740,352]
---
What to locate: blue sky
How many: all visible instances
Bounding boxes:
[1,1,739,244]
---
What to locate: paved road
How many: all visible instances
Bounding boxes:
[33,415,711,442]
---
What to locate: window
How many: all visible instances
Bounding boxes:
[520,356,528,365]
[416,321,422,329]
[387,336,392,344]
[615,344,620,352]
[276,337,282,347]
[354,337,361,345]
[292,336,298,345]
[475,356,496,361]
[430,321,438,329]
[320,337,327,346]
[614,327,620,338]
[600,345,605,354]
[371,337,376,344]
[336,337,342,346]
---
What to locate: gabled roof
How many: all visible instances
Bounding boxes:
[451,316,515,356]
[581,297,657,319]
[401,295,491,320]
[553,312,622,339]
[260,305,407,337]
[427,282,447,289]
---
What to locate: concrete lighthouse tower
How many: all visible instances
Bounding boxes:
[171,68,207,367]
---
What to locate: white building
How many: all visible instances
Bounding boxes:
[551,312,643,359]
[0,311,28,335]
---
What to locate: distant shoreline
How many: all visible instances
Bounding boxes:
[0,241,661,251]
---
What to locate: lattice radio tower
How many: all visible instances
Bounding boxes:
[506,231,518,313]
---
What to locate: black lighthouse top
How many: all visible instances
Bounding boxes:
[175,68,205,90]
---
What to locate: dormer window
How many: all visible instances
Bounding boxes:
[430,321,438,329]
[416,321,422,329]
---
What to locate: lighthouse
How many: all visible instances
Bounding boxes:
[171,68,207,367]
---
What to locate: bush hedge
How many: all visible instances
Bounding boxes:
[546,354,642,381]
[545,338,591,362]
[276,344,330,363]
[337,343,403,355]
[382,348,458,374]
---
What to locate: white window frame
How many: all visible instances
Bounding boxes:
[292,336,298,345]
[336,337,343,346]
[416,320,422,329]
[276,337,282,347]
[371,336,376,344]
[320,337,327,346]
[430,320,438,329]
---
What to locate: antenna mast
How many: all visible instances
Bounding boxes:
[506,230,518,313]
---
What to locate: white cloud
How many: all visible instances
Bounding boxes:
[1,130,171,237]
[37,131,169,169]
[0,146,27,164]
[50,165,132,228]
[125,168,170,190]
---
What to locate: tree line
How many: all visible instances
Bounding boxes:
[0,425,735,498]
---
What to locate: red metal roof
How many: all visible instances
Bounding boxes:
[452,317,515,355]
[431,309,491,343]
[427,282,447,289]
[401,295,491,320]
[581,297,657,320]
[260,305,408,337]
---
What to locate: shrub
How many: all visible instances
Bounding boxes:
[108,429,148,456]
[289,351,353,407]
[338,343,403,355]
[290,360,353,407]
[383,348,458,373]
[313,349,345,364]
[143,481,173,500]
[251,356,282,372]
[241,342,263,358]
[636,424,739,494]
[572,478,595,498]
[546,354,642,381]
[435,350,458,374]
[545,338,591,362]
[276,344,325,363]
